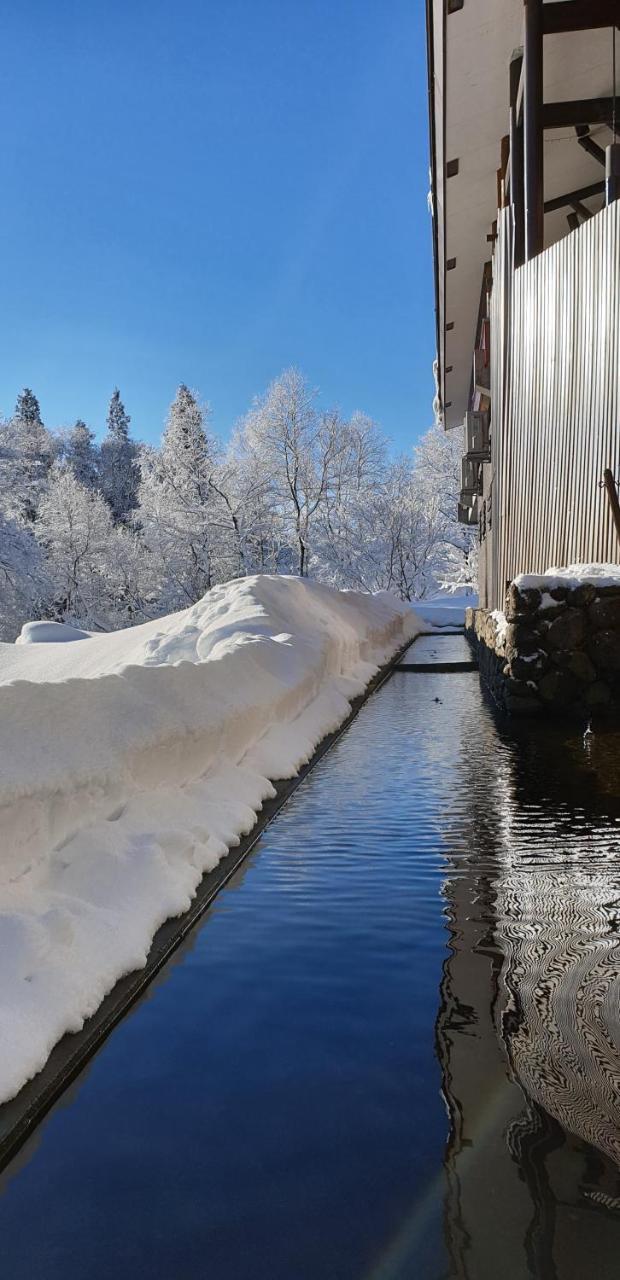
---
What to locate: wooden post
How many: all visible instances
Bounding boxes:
[603,468,620,548]
[606,144,620,205]
[510,50,525,268]
[524,0,544,260]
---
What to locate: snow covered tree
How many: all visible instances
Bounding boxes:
[314,411,387,586]
[15,388,43,429]
[0,510,48,640]
[64,420,99,489]
[137,385,221,609]
[413,420,477,594]
[100,389,140,523]
[10,389,54,520]
[240,369,344,577]
[36,463,121,625]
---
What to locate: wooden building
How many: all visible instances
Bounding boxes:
[427,0,620,609]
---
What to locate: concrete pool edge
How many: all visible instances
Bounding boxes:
[0,635,415,1173]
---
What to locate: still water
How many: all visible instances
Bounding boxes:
[2,640,620,1279]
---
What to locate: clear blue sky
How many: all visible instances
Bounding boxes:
[1,0,435,451]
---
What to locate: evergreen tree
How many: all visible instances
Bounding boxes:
[137,385,218,607]
[65,420,99,489]
[12,388,54,520]
[100,389,139,522]
[15,387,43,426]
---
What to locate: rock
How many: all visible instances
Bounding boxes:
[544,608,585,652]
[548,586,568,601]
[505,584,542,621]
[504,694,541,716]
[568,583,596,608]
[584,681,611,708]
[594,584,620,598]
[505,676,536,699]
[504,622,543,656]
[588,629,620,672]
[539,669,578,706]
[537,599,566,620]
[552,649,597,684]
[510,652,547,681]
[588,596,620,632]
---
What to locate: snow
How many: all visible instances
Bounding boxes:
[0,575,419,1103]
[514,563,620,591]
[490,609,508,644]
[17,620,94,645]
[414,591,476,630]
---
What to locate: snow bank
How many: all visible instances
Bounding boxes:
[514,563,620,591]
[414,591,476,630]
[0,575,419,1102]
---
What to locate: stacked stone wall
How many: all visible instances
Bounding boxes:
[466,579,620,717]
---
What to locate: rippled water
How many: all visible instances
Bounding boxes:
[2,641,620,1279]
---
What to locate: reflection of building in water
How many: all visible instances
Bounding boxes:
[436,714,620,1279]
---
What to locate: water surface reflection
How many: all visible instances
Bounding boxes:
[0,654,620,1279]
[439,708,620,1280]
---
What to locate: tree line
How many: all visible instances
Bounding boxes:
[0,369,475,640]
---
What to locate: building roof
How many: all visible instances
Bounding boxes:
[427,0,617,429]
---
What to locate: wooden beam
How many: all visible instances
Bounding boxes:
[510,50,525,268]
[575,125,606,167]
[543,98,618,129]
[524,0,544,260]
[544,179,605,213]
[570,199,593,221]
[543,1,620,36]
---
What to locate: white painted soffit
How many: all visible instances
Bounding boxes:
[429,0,617,430]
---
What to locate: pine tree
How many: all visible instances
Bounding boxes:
[12,388,54,520]
[15,388,43,426]
[65,420,99,489]
[100,389,139,523]
[137,385,218,608]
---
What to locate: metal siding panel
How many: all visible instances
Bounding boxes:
[492,202,620,601]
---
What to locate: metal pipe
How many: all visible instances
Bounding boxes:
[524,0,544,260]
[603,468,620,548]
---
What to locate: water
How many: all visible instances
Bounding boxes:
[2,640,620,1279]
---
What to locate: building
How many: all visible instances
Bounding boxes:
[426,0,620,614]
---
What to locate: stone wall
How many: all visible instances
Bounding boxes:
[466,579,620,717]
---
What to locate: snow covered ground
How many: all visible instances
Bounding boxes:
[0,576,419,1103]
[414,591,476,630]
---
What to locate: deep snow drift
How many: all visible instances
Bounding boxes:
[0,575,419,1103]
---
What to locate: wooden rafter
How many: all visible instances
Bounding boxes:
[544,179,605,213]
[542,1,620,36]
[544,98,619,129]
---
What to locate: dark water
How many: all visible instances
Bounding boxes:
[2,640,620,1279]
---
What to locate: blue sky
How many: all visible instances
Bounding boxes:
[1,1,435,452]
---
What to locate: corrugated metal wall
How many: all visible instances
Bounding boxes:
[489,200,620,609]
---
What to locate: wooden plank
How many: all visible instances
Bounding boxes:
[543,98,618,129]
[395,661,478,673]
[542,1,620,35]
[544,180,604,213]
